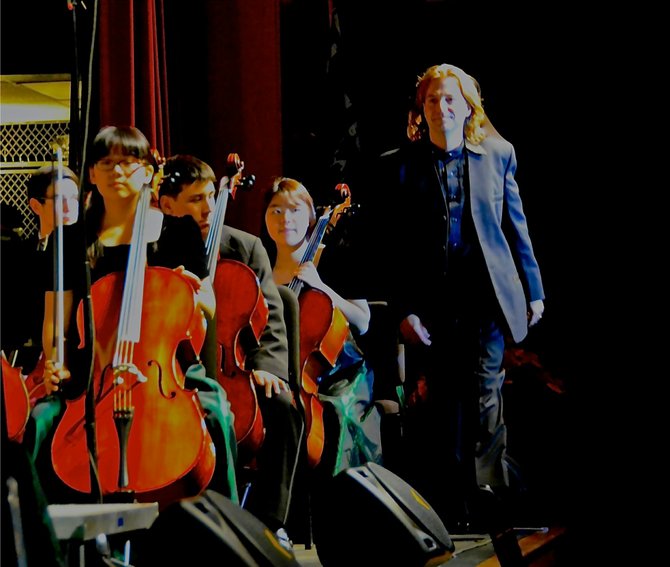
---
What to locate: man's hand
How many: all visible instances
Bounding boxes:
[400,314,432,346]
[252,370,291,398]
[528,299,545,327]
[43,359,70,395]
[173,265,202,293]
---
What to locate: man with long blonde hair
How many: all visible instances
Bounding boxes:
[378,63,545,532]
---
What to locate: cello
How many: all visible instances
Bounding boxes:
[1,351,30,443]
[204,154,267,460]
[51,156,216,506]
[22,355,48,409]
[288,184,353,468]
[213,260,268,462]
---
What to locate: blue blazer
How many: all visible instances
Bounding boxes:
[379,135,544,343]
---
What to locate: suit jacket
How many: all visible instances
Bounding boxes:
[379,136,544,343]
[218,226,289,381]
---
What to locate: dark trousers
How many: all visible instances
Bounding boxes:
[243,389,304,530]
[403,315,507,528]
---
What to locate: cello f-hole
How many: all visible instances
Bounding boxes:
[149,359,175,399]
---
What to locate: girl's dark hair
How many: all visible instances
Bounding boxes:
[26,164,79,202]
[85,126,156,240]
[88,125,156,166]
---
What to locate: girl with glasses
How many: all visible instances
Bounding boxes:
[39,126,217,507]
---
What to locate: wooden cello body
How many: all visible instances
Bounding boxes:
[1,352,47,443]
[1,351,31,443]
[51,267,215,504]
[297,289,349,467]
[23,355,47,409]
[213,259,268,462]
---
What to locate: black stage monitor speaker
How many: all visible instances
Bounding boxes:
[142,490,300,566]
[313,462,454,566]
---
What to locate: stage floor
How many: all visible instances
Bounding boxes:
[293,525,569,566]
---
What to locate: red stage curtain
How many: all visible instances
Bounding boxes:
[98,0,170,156]
[202,0,283,235]
[96,0,282,234]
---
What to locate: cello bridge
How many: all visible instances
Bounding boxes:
[113,363,148,384]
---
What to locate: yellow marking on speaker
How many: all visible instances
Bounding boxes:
[410,488,431,510]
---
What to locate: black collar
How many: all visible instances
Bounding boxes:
[431,142,465,162]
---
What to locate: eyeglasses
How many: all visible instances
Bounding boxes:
[96,158,145,172]
[40,195,79,203]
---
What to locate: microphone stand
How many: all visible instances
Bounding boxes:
[64,0,101,503]
[80,203,100,503]
[67,0,82,173]
[74,149,101,503]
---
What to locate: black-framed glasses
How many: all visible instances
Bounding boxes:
[95,158,145,172]
[39,194,79,203]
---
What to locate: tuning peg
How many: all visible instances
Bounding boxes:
[238,174,256,191]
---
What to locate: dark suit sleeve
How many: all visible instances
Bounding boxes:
[152,215,208,279]
[244,237,290,381]
[374,146,424,325]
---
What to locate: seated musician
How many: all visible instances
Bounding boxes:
[262,177,383,480]
[41,126,216,505]
[4,165,79,371]
[158,154,303,551]
[18,165,80,462]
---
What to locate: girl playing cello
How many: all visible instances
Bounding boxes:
[263,177,383,478]
[42,126,216,505]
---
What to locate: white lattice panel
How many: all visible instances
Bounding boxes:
[1,121,70,165]
[0,121,71,238]
[1,168,39,237]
